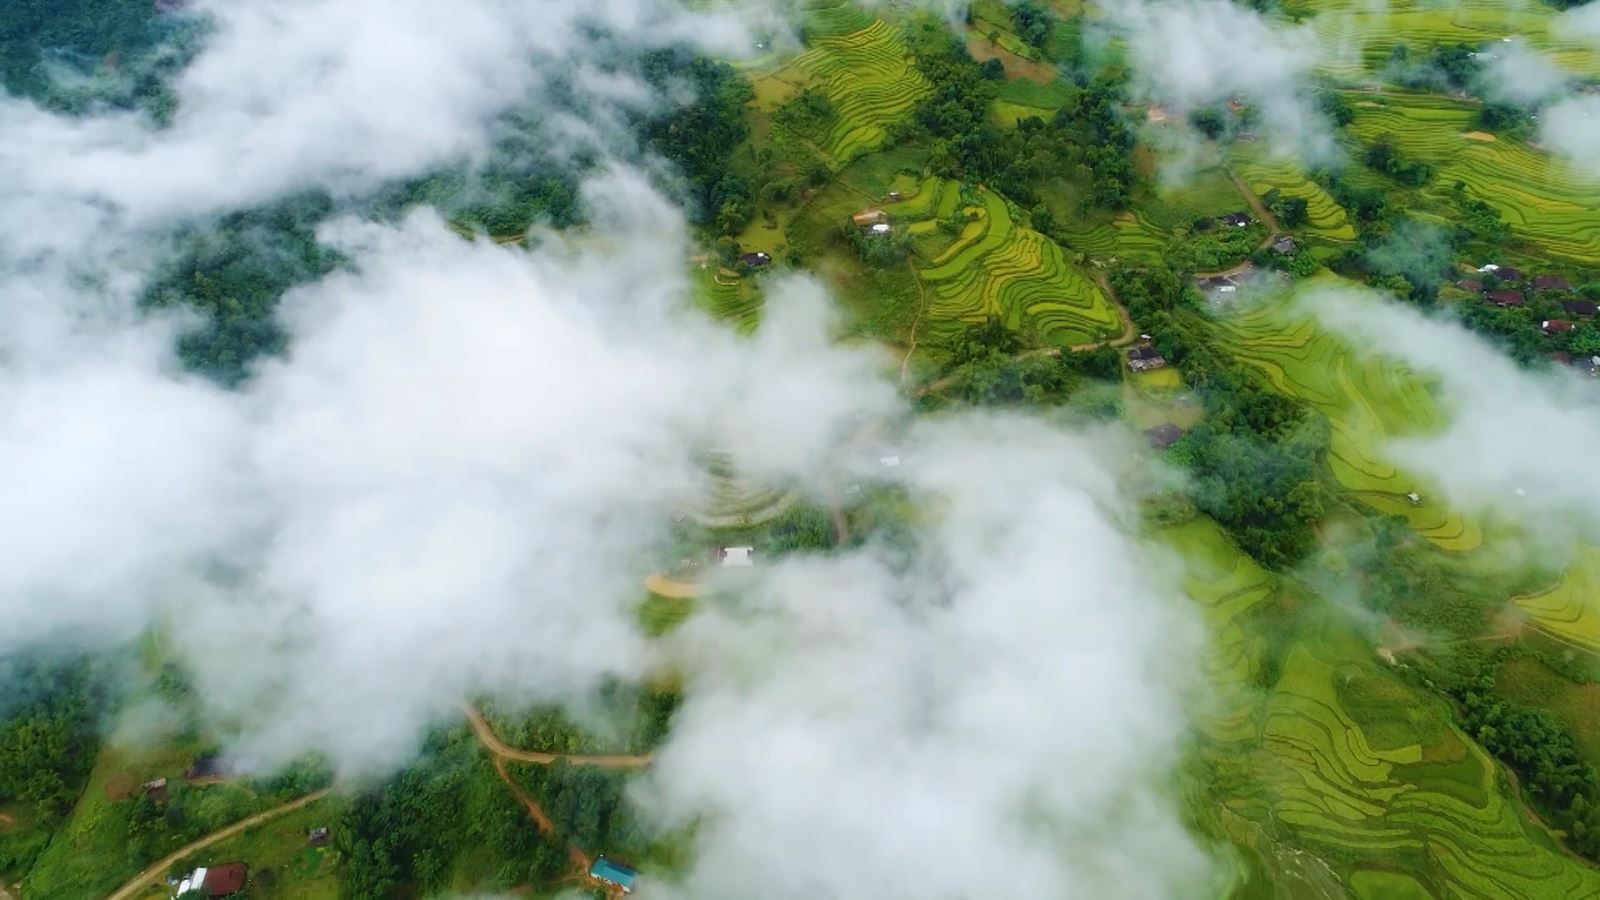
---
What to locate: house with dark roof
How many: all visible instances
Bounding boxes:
[590,857,638,894]
[1494,266,1525,282]
[1144,423,1184,449]
[1486,290,1525,307]
[1534,275,1572,292]
[1562,299,1597,318]
[739,251,772,268]
[1543,319,1574,334]
[1221,212,1251,227]
[185,754,227,781]
[174,863,247,897]
[1271,235,1297,254]
[308,826,330,847]
[1127,346,1167,372]
[142,777,169,803]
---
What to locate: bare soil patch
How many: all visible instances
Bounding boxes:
[964,39,1055,84]
[1461,131,1497,142]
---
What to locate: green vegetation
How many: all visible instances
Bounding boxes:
[1515,545,1600,654]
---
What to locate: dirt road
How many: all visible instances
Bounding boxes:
[104,789,331,900]
[464,707,652,768]
[489,756,592,872]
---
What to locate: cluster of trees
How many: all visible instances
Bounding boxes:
[0,0,192,116]
[142,193,340,386]
[340,733,567,896]
[1113,267,1329,566]
[0,658,102,824]
[519,762,649,859]
[1385,42,1481,93]
[639,49,755,235]
[1362,134,1435,187]
[933,316,1121,409]
[1166,218,1266,274]
[899,18,1137,212]
[1010,1,1055,52]
[1263,189,1309,229]
[1451,668,1600,860]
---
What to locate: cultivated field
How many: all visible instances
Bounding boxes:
[1230,150,1357,242]
[1168,519,1600,898]
[1302,0,1600,80]
[1343,92,1600,262]
[691,267,761,335]
[912,188,1122,346]
[783,12,930,166]
[1208,278,1482,550]
[1515,544,1600,654]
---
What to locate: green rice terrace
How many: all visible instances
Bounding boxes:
[1210,278,1482,551]
[1516,545,1600,656]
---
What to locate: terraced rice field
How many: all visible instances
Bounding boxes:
[1209,279,1482,550]
[790,17,930,165]
[1054,214,1169,265]
[1169,518,1600,897]
[1515,545,1600,654]
[1344,92,1600,262]
[691,267,761,334]
[914,189,1121,346]
[1232,152,1357,242]
[1303,0,1600,79]
[681,452,798,529]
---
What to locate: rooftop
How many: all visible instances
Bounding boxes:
[590,857,638,891]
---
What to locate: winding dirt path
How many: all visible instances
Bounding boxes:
[465,707,652,768]
[1191,168,1285,281]
[104,789,331,900]
[490,756,592,873]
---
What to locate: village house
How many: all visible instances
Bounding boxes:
[1542,319,1574,334]
[739,251,772,268]
[1563,299,1598,318]
[1221,212,1251,228]
[1494,266,1525,282]
[1271,235,1297,254]
[851,208,890,231]
[1144,423,1184,449]
[174,863,247,898]
[590,857,638,894]
[886,191,903,202]
[1533,275,1572,292]
[142,777,169,803]
[716,546,754,568]
[1454,278,1483,293]
[1127,346,1167,372]
[185,754,227,781]
[308,826,330,847]
[1485,290,1525,308]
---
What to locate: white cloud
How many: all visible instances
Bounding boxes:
[1307,283,1600,544]
[1480,40,1571,105]
[1106,0,1335,162]
[1539,94,1600,177]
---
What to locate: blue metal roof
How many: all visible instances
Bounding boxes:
[590,857,638,889]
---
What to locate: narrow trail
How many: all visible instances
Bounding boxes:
[490,756,592,873]
[465,707,652,768]
[104,789,331,900]
[899,271,930,388]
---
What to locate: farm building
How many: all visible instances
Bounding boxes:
[142,777,169,802]
[1563,299,1597,318]
[1494,266,1525,282]
[174,863,247,897]
[1127,346,1167,372]
[1221,212,1251,228]
[851,208,889,229]
[1534,275,1572,292]
[717,546,754,567]
[590,857,638,893]
[308,826,330,846]
[185,754,227,781]
[1271,235,1297,254]
[1454,279,1483,293]
[739,251,772,268]
[1144,423,1184,449]
[1543,319,1574,334]
[1486,290,1525,307]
